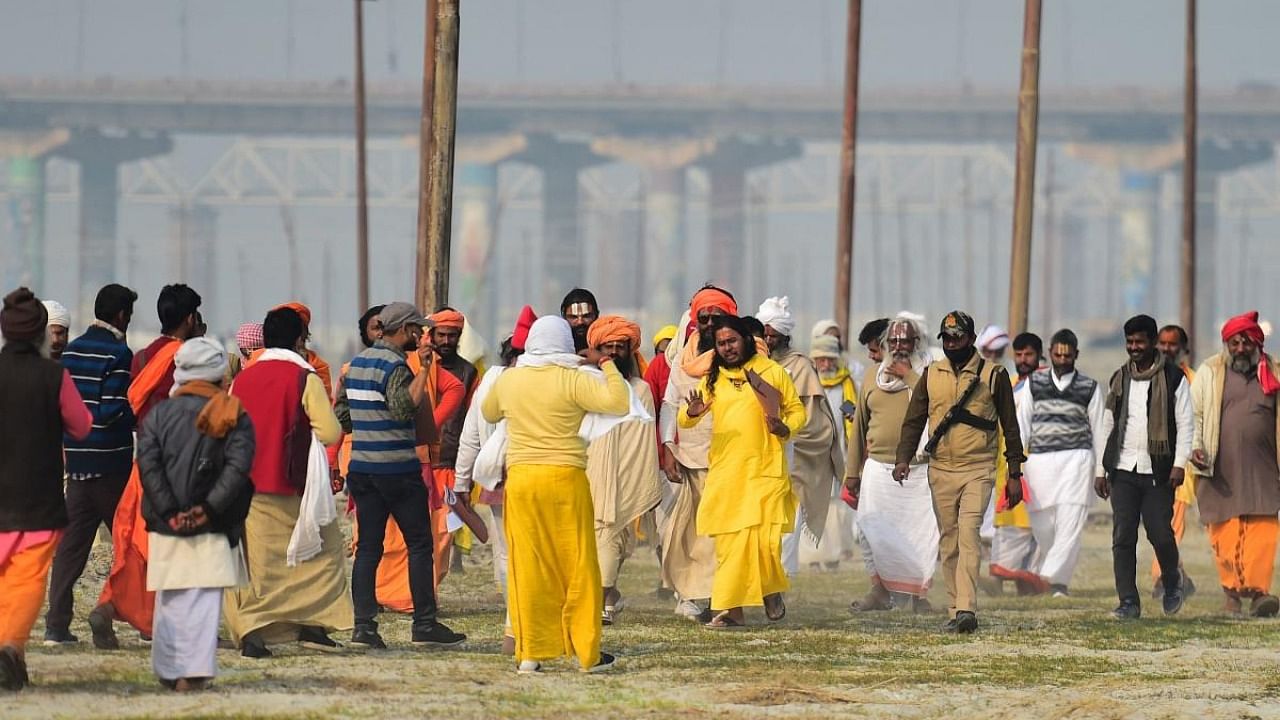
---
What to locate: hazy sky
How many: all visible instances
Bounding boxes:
[3,0,1278,91]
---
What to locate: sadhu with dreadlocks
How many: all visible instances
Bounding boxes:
[678,314,805,629]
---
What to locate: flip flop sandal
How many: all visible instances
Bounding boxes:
[704,611,746,630]
[764,594,786,622]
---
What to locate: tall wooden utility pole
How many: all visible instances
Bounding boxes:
[421,0,461,313]
[1181,0,1198,354]
[833,0,861,343]
[414,0,438,311]
[1007,0,1042,337]
[354,0,371,313]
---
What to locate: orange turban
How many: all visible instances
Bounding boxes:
[274,302,312,328]
[429,309,465,330]
[587,314,641,351]
[689,288,737,319]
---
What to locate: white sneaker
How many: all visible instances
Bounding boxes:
[674,599,703,618]
[517,660,542,675]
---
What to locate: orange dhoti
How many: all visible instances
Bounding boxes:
[1208,515,1280,598]
[97,465,155,636]
[0,533,62,653]
[366,466,455,612]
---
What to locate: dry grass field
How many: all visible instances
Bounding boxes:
[5,510,1280,719]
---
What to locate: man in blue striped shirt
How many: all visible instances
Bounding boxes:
[44,284,138,645]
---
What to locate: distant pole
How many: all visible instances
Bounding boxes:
[354,0,371,313]
[423,0,461,312]
[1181,0,1198,354]
[1007,0,1042,337]
[834,0,861,343]
[415,0,439,311]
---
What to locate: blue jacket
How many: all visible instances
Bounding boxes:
[62,325,136,477]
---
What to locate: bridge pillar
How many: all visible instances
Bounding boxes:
[1185,140,1273,356]
[699,138,803,297]
[453,134,527,331]
[55,130,172,320]
[168,203,218,302]
[0,129,71,292]
[591,137,717,326]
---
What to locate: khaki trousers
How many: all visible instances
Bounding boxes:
[928,465,994,617]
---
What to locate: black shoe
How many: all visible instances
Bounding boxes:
[1252,594,1280,618]
[0,647,22,691]
[87,608,119,651]
[1113,600,1142,620]
[298,627,342,652]
[941,618,960,634]
[351,626,388,650]
[585,651,617,673]
[1163,585,1185,616]
[411,623,466,648]
[954,611,978,634]
[241,635,272,659]
[1049,584,1070,598]
[43,627,79,646]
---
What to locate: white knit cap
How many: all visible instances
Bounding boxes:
[976,324,1010,351]
[42,300,70,329]
[173,337,228,386]
[756,296,795,337]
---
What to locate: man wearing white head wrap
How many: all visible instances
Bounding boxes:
[42,300,70,360]
[758,296,842,578]
[481,316,630,674]
[845,313,939,612]
[172,337,229,387]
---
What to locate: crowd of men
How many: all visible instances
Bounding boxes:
[2,278,1278,691]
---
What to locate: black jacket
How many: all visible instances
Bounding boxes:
[138,393,256,546]
[0,342,69,531]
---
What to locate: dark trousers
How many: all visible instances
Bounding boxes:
[347,471,437,631]
[45,473,130,632]
[1110,469,1181,604]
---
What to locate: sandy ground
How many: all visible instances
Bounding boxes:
[4,509,1280,719]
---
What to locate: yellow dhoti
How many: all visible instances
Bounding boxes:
[710,519,789,611]
[505,464,601,669]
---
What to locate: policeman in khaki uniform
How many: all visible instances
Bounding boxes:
[895,311,1026,634]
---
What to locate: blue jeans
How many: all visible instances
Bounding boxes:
[347,471,437,631]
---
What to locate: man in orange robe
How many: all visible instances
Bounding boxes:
[89,284,203,649]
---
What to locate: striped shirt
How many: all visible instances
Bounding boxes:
[339,341,420,475]
[61,324,135,478]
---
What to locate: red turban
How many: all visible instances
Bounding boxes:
[275,302,312,328]
[587,315,642,351]
[429,309,465,331]
[689,288,737,319]
[1222,311,1265,346]
[511,305,536,351]
[1222,311,1279,396]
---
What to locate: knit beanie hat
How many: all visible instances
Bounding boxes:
[1,287,48,342]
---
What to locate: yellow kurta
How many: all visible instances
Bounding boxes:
[482,361,629,668]
[679,354,806,610]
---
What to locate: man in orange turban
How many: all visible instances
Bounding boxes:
[246,302,334,399]
[584,315,662,625]
[1189,311,1280,617]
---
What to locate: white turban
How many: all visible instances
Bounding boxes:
[516,316,582,370]
[42,300,70,329]
[173,337,228,387]
[977,324,1009,351]
[811,318,839,341]
[756,296,795,337]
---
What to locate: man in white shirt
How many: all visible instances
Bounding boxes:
[1015,329,1105,597]
[1095,314,1194,620]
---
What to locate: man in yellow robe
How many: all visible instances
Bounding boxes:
[481,316,630,674]
[586,316,664,626]
[679,314,805,629]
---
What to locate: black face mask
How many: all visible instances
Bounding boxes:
[943,345,975,366]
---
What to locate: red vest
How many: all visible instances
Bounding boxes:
[232,360,312,496]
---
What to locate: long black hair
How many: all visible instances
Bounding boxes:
[705,314,758,397]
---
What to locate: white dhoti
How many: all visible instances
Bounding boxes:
[1024,448,1094,587]
[1028,504,1089,586]
[990,526,1037,578]
[857,460,939,596]
[148,533,247,682]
